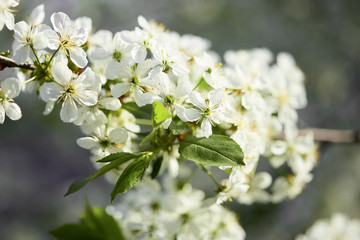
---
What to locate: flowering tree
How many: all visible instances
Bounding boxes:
[1,2,359,239]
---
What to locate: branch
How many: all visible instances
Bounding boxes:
[0,55,35,71]
[278,128,360,143]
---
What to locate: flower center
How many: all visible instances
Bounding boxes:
[113,50,122,62]
[164,94,174,106]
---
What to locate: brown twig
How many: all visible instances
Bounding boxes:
[278,128,360,143]
[0,55,35,71]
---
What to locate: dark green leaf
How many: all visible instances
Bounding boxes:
[150,156,163,179]
[65,152,137,196]
[122,102,152,119]
[111,154,153,202]
[179,135,244,166]
[96,152,137,163]
[152,101,171,127]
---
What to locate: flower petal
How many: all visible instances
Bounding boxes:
[76,137,98,150]
[108,128,128,144]
[1,78,20,98]
[99,97,121,111]
[4,101,22,121]
[76,90,98,106]
[111,82,131,98]
[188,91,206,109]
[69,47,88,68]
[60,97,78,122]
[183,108,202,122]
[0,104,5,124]
[208,88,224,109]
[134,88,153,107]
[201,118,212,138]
[39,82,63,102]
[51,62,72,85]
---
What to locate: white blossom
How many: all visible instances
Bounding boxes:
[0,78,22,123]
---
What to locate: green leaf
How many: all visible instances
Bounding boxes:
[50,203,125,240]
[111,154,153,202]
[179,135,244,166]
[50,223,102,240]
[96,152,137,163]
[65,152,137,196]
[140,128,157,146]
[122,102,152,119]
[81,203,125,240]
[152,101,171,127]
[150,156,163,179]
[169,118,187,135]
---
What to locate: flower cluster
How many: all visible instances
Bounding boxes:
[0,2,319,238]
[295,213,360,240]
[106,176,246,240]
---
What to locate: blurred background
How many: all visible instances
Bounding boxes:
[1,0,360,239]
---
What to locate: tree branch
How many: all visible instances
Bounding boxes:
[0,55,35,71]
[278,128,360,143]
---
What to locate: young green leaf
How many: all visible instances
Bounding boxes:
[179,135,244,166]
[152,101,171,127]
[65,152,138,196]
[111,154,154,202]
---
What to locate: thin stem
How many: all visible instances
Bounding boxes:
[0,55,35,70]
[20,76,36,86]
[45,47,60,70]
[135,119,153,125]
[30,45,42,67]
[198,164,223,190]
[193,77,204,91]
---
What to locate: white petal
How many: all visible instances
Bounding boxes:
[51,62,72,85]
[99,97,121,111]
[271,141,287,155]
[33,31,50,50]
[76,90,98,106]
[188,91,206,109]
[174,103,188,122]
[252,172,272,189]
[13,46,30,64]
[50,12,70,33]
[1,78,20,98]
[108,128,128,144]
[75,67,95,88]
[4,11,15,30]
[209,88,224,109]
[29,4,45,25]
[105,61,122,79]
[0,104,5,124]
[69,47,88,68]
[131,45,147,63]
[90,47,111,60]
[76,137,98,150]
[201,118,212,138]
[72,27,88,46]
[183,108,202,122]
[162,117,172,129]
[39,82,63,102]
[4,101,22,120]
[43,101,56,115]
[111,82,131,98]
[60,97,78,122]
[134,88,153,107]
